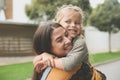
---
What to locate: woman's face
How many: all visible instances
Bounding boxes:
[51,27,72,57]
[59,9,81,39]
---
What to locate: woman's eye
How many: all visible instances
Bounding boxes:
[57,37,63,42]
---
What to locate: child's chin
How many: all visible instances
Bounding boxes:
[71,35,77,38]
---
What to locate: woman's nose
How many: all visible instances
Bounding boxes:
[65,37,71,44]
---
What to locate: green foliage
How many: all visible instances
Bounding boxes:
[88,0,120,32]
[25,0,92,25]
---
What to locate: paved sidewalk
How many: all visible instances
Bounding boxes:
[0,56,120,66]
[0,56,35,66]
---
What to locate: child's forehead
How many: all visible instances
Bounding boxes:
[61,8,77,12]
[61,6,80,12]
[55,6,82,22]
[61,9,81,17]
[60,8,80,15]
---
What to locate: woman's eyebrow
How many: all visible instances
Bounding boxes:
[55,36,62,41]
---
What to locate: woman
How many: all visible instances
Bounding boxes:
[32,21,78,80]
[32,21,106,80]
[33,4,106,80]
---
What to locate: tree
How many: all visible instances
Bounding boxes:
[88,0,120,53]
[25,0,92,25]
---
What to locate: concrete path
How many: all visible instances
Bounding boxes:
[0,56,35,66]
[96,59,120,80]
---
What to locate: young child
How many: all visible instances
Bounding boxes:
[33,4,106,80]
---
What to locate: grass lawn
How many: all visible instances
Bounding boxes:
[90,51,120,64]
[0,62,33,80]
[0,51,120,80]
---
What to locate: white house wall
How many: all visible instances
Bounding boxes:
[85,27,120,54]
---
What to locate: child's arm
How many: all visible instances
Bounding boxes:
[59,36,89,71]
[33,52,56,72]
[33,53,65,72]
[34,36,88,71]
[49,36,88,71]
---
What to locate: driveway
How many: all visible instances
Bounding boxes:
[95,59,120,80]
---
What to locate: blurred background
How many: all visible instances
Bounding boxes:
[0,0,120,56]
[0,0,120,80]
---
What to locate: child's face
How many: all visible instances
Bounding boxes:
[59,9,81,39]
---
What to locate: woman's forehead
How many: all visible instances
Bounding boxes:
[52,27,65,39]
[52,27,65,35]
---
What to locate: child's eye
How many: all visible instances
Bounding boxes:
[75,21,80,24]
[65,31,68,37]
[65,21,71,24]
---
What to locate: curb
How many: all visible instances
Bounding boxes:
[93,58,120,67]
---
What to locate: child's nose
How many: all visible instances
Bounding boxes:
[71,22,75,27]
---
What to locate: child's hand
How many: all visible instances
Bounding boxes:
[41,52,55,67]
[33,52,56,72]
[34,61,47,73]
[33,54,44,72]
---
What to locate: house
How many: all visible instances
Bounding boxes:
[0,0,38,56]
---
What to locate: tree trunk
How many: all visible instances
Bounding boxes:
[108,28,112,53]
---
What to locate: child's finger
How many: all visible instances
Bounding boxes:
[35,65,42,73]
[41,64,47,71]
[33,56,42,66]
[34,61,43,70]
[50,58,55,67]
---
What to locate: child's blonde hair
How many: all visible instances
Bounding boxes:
[54,4,84,26]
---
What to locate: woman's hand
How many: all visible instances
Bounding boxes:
[33,52,56,72]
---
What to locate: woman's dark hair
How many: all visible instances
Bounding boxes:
[33,21,62,55]
[32,22,62,80]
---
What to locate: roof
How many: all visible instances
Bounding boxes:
[0,20,38,27]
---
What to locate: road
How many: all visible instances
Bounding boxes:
[95,59,120,80]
